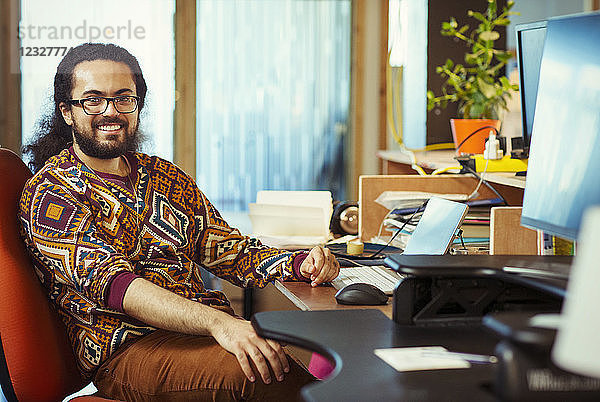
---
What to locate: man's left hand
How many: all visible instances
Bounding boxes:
[299,246,340,287]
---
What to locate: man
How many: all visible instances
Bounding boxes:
[20,43,340,401]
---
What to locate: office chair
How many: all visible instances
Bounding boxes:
[0,148,119,402]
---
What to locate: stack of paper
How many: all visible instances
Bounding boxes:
[374,346,472,372]
[375,191,469,212]
[248,191,333,249]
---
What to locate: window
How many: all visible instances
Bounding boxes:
[19,0,175,161]
[195,0,351,212]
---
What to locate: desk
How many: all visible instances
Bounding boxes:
[252,309,499,401]
[273,281,393,318]
[261,261,567,401]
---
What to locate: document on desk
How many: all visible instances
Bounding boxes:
[374,346,471,372]
[248,191,333,249]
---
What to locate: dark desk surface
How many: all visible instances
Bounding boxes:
[252,309,500,402]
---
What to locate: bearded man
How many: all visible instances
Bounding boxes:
[20,43,339,401]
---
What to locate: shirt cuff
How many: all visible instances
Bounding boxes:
[106,271,140,312]
[292,252,310,282]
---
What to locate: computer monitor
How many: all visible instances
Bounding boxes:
[521,12,600,241]
[514,20,547,155]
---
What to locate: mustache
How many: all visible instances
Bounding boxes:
[93,117,128,128]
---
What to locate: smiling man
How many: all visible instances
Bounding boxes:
[20,43,339,401]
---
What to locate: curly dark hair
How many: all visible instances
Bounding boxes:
[22,43,148,173]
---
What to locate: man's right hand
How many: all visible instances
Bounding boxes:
[210,314,290,384]
[123,278,290,384]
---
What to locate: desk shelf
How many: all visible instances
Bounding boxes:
[377,149,526,189]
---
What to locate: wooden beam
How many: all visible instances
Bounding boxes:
[378,0,388,174]
[348,0,365,200]
[174,0,196,177]
[348,0,388,199]
[0,0,21,153]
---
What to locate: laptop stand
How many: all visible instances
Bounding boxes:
[392,275,563,325]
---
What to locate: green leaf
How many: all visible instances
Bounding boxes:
[458,25,470,34]
[442,21,451,30]
[488,0,497,18]
[449,17,458,29]
[494,51,512,62]
[465,53,478,65]
[468,11,487,23]
[477,77,497,98]
[469,103,485,118]
[480,31,500,41]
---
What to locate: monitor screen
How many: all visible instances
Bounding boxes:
[515,20,547,153]
[521,12,600,241]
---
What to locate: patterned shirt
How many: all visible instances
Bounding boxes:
[19,148,303,379]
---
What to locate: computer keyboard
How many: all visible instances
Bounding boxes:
[331,265,406,295]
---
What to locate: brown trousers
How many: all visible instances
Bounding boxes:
[94,329,315,401]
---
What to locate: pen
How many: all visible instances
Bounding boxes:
[421,351,498,364]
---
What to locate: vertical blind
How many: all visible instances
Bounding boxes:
[196,0,351,212]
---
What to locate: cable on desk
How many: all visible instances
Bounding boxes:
[369,200,429,259]
[462,164,509,206]
[457,229,467,250]
[336,257,365,267]
[375,209,395,243]
[454,126,499,156]
[467,157,490,200]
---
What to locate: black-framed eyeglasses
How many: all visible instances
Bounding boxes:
[67,95,140,115]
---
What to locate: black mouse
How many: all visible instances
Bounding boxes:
[335,283,389,305]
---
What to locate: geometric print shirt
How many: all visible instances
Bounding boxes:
[19,147,302,380]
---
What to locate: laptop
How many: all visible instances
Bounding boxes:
[401,196,469,255]
[331,197,469,294]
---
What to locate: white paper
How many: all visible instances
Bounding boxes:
[374,346,471,372]
[375,191,468,211]
[254,234,327,250]
[248,204,324,237]
[248,191,333,248]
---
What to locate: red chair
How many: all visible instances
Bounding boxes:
[0,148,118,402]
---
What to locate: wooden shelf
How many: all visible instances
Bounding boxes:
[377,150,526,189]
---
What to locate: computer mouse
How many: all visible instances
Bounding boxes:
[335,283,389,306]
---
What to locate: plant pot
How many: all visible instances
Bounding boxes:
[450,119,501,155]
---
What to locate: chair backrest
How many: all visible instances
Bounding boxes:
[0,148,85,401]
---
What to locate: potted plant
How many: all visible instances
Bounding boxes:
[427,0,519,154]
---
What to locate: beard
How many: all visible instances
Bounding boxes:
[72,116,141,159]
